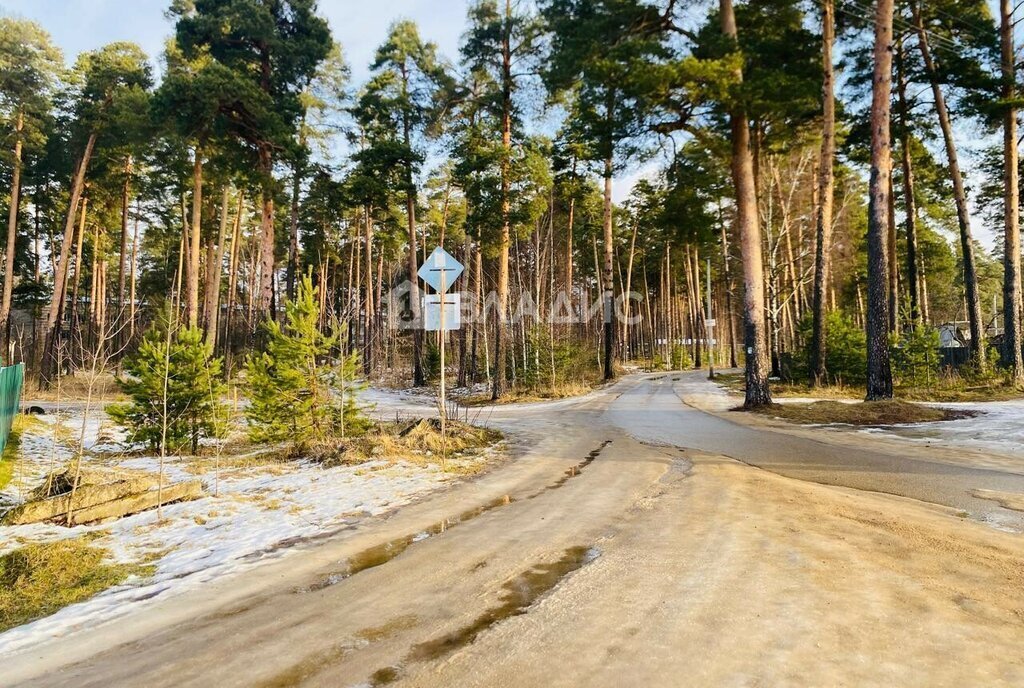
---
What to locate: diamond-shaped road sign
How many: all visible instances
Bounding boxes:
[418,246,463,293]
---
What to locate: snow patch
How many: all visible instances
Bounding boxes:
[0,407,478,655]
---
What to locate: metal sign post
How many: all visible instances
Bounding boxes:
[418,247,464,470]
[706,256,715,379]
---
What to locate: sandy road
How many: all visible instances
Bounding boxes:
[6,374,1024,686]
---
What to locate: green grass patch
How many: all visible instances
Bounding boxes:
[0,538,154,632]
[749,400,973,426]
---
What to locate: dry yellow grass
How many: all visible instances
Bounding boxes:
[751,400,972,426]
[460,380,598,406]
[306,418,502,473]
[22,371,126,403]
[716,371,1024,403]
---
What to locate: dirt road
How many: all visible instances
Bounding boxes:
[6,374,1024,686]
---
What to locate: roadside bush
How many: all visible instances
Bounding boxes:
[109,321,226,455]
[891,325,941,388]
[796,311,866,385]
[246,275,368,445]
[671,344,693,370]
[423,338,441,381]
[516,326,599,389]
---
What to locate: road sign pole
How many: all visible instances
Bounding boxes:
[707,256,714,380]
[439,268,446,470]
[417,246,465,472]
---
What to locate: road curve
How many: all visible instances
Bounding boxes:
[4,373,1023,687]
[607,372,1024,531]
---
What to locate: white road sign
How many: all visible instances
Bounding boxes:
[418,247,464,293]
[423,293,461,332]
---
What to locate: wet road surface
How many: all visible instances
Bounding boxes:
[5,372,1024,686]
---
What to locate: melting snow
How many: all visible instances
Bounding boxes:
[860,399,1024,462]
[0,400,482,654]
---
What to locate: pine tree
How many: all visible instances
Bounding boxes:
[245,274,366,445]
[109,320,226,455]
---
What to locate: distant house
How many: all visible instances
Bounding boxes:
[938,323,967,348]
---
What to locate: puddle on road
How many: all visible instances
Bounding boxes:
[367,545,601,686]
[256,642,358,688]
[540,440,612,492]
[298,495,514,593]
[409,545,601,661]
[298,438,612,595]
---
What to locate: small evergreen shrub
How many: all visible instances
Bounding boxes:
[109,321,226,455]
[796,311,867,385]
[246,275,368,445]
[671,344,693,370]
[891,326,940,388]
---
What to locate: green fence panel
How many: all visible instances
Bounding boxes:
[0,363,25,455]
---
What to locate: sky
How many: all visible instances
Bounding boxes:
[0,0,465,84]
[0,0,999,247]
[0,0,651,203]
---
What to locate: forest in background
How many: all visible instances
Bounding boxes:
[0,0,1022,408]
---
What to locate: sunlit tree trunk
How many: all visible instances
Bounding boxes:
[40,132,97,387]
[1001,0,1023,381]
[719,213,738,368]
[363,204,375,375]
[258,146,276,322]
[866,0,895,400]
[129,199,140,343]
[0,111,24,360]
[204,187,231,346]
[912,2,984,365]
[720,0,770,406]
[896,43,921,326]
[887,173,899,331]
[115,154,132,353]
[187,146,203,329]
[397,62,424,387]
[224,196,243,364]
[492,2,514,399]
[69,200,87,364]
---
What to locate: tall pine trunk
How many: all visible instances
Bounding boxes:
[719,214,738,369]
[913,3,984,365]
[720,0,770,407]
[866,0,895,400]
[896,43,921,326]
[116,154,132,354]
[601,157,615,381]
[287,160,302,301]
[809,0,835,385]
[204,187,231,346]
[363,204,375,375]
[399,63,424,387]
[40,132,97,387]
[258,146,276,323]
[1001,0,1023,381]
[0,111,24,360]
[187,146,203,329]
[492,5,514,399]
